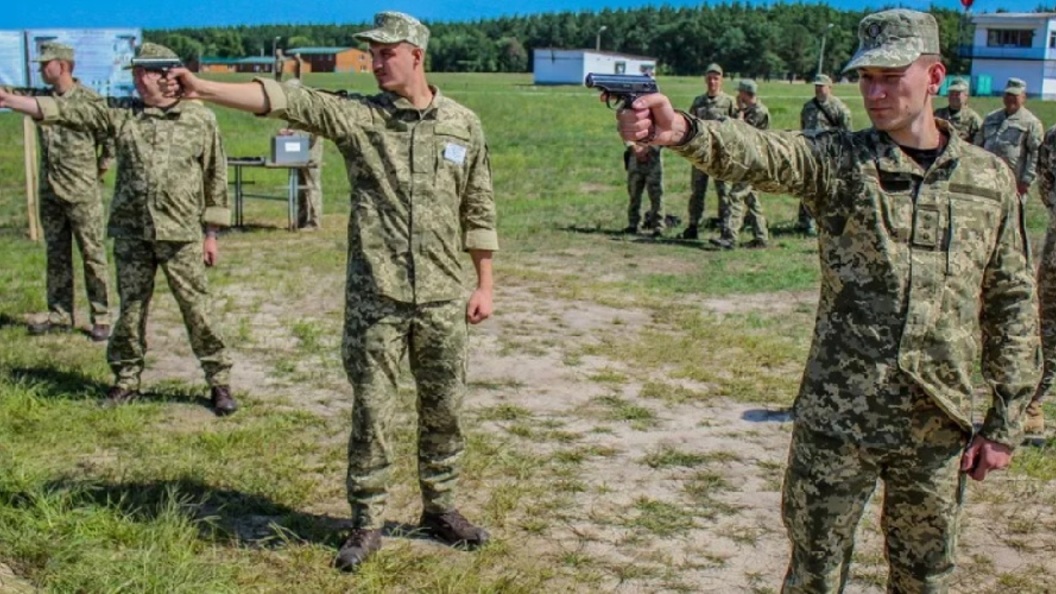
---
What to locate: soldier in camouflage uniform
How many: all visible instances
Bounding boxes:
[4,43,113,341]
[933,77,982,143]
[614,10,1040,592]
[976,78,1043,197]
[798,74,853,236]
[711,79,769,249]
[682,63,738,240]
[623,142,664,235]
[0,43,237,416]
[166,11,497,572]
[1028,125,1056,434]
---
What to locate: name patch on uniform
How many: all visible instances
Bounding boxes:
[444,143,467,165]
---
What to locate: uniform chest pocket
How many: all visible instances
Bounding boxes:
[999,125,1024,146]
[435,124,471,179]
[947,184,1002,276]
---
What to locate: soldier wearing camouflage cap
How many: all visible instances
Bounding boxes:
[611,9,1039,591]
[682,62,738,240]
[160,10,496,571]
[710,79,769,249]
[934,77,982,143]
[3,42,114,341]
[975,77,1043,196]
[798,73,852,236]
[0,42,238,417]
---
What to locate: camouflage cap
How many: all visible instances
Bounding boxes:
[737,79,757,94]
[123,42,180,69]
[705,63,723,76]
[813,74,833,86]
[354,11,430,50]
[1004,77,1026,96]
[947,77,969,93]
[34,42,74,63]
[842,9,940,73]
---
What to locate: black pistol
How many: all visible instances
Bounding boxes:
[585,73,659,109]
[129,57,183,74]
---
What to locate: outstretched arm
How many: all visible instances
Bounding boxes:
[164,67,270,114]
[0,88,44,119]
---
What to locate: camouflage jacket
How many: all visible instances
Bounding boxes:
[933,105,982,144]
[800,96,852,132]
[672,117,1040,447]
[976,106,1044,187]
[1038,125,1056,212]
[3,81,114,203]
[689,92,738,121]
[36,97,230,242]
[741,101,770,131]
[257,78,499,304]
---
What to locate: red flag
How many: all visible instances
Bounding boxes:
[961,0,973,8]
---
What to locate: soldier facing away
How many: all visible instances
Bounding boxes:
[614,9,1039,592]
[933,77,982,143]
[711,78,770,250]
[4,42,113,342]
[682,63,738,240]
[0,42,239,416]
[164,11,497,572]
[623,142,664,235]
[975,77,1043,197]
[798,73,852,236]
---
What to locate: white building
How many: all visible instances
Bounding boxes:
[969,12,1055,98]
[532,48,657,85]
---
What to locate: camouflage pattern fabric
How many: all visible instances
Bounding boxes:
[342,297,467,529]
[843,9,941,71]
[799,96,853,133]
[108,238,231,391]
[724,101,770,243]
[687,91,738,227]
[782,379,966,592]
[297,134,324,229]
[36,96,231,241]
[257,78,497,528]
[1033,124,1056,406]
[625,145,664,230]
[354,11,431,50]
[670,115,1040,586]
[976,106,1044,189]
[5,82,113,326]
[933,105,982,144]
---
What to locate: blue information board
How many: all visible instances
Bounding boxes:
[0,30,28,87]
[26,28,141,97]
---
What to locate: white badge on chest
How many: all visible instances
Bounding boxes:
[443,142,467,165]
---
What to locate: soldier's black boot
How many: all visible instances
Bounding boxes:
[680,225,699,240]
[420,509,490,549]
[333,528,382,573]
[104,386,140,406]
[210,385,238,416]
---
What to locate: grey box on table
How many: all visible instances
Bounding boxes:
[271,135,310,165]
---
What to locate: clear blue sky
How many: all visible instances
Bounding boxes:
[4,0,1023,30]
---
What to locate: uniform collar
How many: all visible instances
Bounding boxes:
[385,85,444,116]
[872,119,960,177]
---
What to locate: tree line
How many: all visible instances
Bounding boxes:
[145,3,980,79]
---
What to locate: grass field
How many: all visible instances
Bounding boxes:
[1,72,1055,593]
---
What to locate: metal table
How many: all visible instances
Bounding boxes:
[227,157,313,231]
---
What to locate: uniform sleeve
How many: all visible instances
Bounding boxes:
[799,103,809,130]
[96,127,115,168]
[256,77,370,140]
[972,116,987,147]
[840,104,852,131]
[1039,127,1056,210]
[460,120,498,252]
[200,115,231,227]
[669,117,835,212]
[37,95,113,136]
[978,169,1043,447]
[1019,118,1044,187]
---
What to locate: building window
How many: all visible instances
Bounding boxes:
[614,61,626,74]
[1050,31,1056,48]
[987,29,1033,48]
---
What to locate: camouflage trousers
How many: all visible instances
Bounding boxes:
[689,168,728,228]
[108,238,231,391]
[724,182,768,242]
[1033,222,1056,405]
[781,387,968,594]
[40,193,110,326]
[627,165,664,230]
[341,296,468,530]
[297,165,322,229]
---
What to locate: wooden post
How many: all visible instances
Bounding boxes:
[22,115,40,241]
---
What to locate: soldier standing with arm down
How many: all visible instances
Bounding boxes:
[615,10,1039,592]
[623,141,664,236]
[682,63,738,240]
[976,78,1043,197]
[0,42,238,416]
[933,77,982,143]
[163,11,497,572]
[711,79,769,250]
[798,74,852,236]
[1027,126,1056,434]
[6,42,113,341]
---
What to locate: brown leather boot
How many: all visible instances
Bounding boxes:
[420,509,490,549]
[333,528,382,573]
[210,386,238,416]
[1025,401,1046,435]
